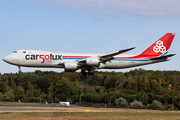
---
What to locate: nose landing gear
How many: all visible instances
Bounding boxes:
[18,66,23,74]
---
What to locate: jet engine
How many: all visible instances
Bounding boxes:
[86,57,100,66]
[64,62,78,72]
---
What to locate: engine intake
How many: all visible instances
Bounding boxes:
[64,62,77,72]
[86,57,100,66]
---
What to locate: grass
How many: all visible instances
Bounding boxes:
[0,103,180,120]
[0,111,180,120]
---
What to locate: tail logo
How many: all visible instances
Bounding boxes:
[153,40,166,53]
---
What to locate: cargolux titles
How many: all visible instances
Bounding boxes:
[25,54,62,63]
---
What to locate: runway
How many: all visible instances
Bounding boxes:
[0,108,64,112]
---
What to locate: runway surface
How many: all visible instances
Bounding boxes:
[0,108,64,112]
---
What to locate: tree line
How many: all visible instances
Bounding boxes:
[0,68,180,109]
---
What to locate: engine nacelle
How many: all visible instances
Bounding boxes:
[86,57,100,66]
[64,62,78,72]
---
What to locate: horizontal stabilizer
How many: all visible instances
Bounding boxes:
[150,54,176,60]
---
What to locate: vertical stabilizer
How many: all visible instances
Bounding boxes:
[139,33,175,57]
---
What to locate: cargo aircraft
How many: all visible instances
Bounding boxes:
[3,33,176,76]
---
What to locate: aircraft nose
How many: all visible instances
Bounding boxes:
[3,55,12,63]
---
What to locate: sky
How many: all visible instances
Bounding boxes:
[1,0,180,74]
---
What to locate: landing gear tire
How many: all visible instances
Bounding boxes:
[18,66,23,74]
[18,70,23,74]
[88,70,94,76]
[81,70,87,77]
[81,69,94,76]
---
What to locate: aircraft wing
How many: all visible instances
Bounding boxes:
[51,47,136,69]
[99,47,135,62]
[78,47,135,65]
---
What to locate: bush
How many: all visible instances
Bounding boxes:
[115,97,128,107]
[130,100,145,109]
[151,100,163,110]
[168,108,179,111]
[146,104,151,109]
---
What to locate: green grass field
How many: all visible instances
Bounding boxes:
[0,103,180,120]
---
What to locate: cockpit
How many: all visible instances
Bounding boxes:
[12,50,27,53]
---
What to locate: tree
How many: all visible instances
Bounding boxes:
[178,102,180,109]
[15,85,25,97]
[151,79,160,91]
[36,77,51,93]
[54,77,71,101]
[84,92,95,103]
[0,81,4,92]
[15,85,25,101]
[0,92,3,98]
[96,86,106,94]
[104,76,112,89]
[1,70,180,106]
[3,82,12,93]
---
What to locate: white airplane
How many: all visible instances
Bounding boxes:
[3,33,176,76]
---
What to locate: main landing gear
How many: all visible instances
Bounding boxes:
[18,66,23,74]
[81,69,94,76]
[81,70,87,76]
[88,70,94,76]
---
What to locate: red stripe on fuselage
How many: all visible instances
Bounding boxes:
[62,56,91,58]
[62,55,153,60]
[63,55,159,60]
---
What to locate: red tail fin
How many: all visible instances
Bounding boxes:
[139,33,175,57]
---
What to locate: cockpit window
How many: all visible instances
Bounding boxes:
[13,51,17,53]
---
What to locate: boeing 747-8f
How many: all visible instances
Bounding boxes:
[3,33,176,76]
